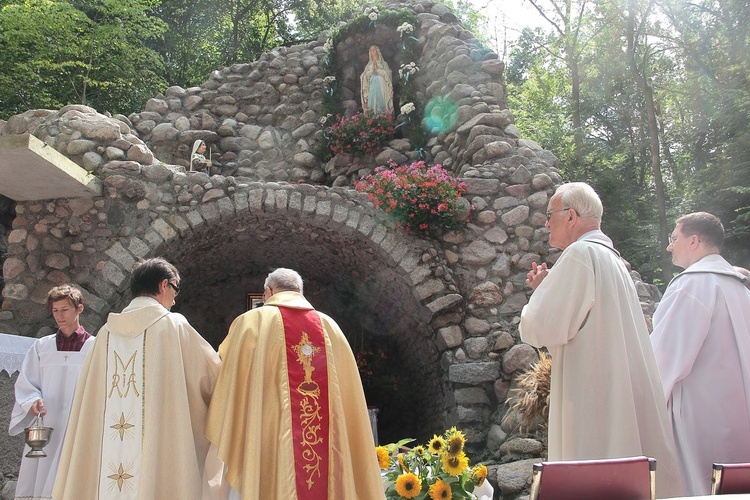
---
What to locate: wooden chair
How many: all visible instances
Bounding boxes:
[711,463,750,495]
[529,456,656,500]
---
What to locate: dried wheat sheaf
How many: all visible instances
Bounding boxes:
[503,351,551,434]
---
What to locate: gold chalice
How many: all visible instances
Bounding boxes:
[24,415,53,458]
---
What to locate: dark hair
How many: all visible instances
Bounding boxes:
[676,212,725,249]
[47,284,84,310]
[131,258,180,297]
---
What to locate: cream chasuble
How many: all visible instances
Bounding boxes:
[53,297,221,500]
[206,291,384,500]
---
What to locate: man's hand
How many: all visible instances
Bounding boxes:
[525,262,549,291]
[30,399,46,417]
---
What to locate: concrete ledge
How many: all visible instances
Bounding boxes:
[0,134,102,201]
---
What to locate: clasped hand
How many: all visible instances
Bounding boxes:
[525,262,549,291]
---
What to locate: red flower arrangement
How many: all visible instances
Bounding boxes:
[327,112,395,157]
[355,161,469,232]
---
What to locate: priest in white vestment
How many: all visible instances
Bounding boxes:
[53,257,222,499]
[520,182,683,498]
[651,212,750,495]
[9,285,94,500]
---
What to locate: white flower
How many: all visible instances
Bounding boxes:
[368,11,378,20]
[399,62,419,78]
[397,22,414,35]
[323,76,336,84]
[319,114,332,125]
[323,39,333,52]
[400,102,416,115]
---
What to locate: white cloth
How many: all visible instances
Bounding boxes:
[0,333,36,375]
[8,334,94,499]
[651,254,750,496]
[520,230,683,498]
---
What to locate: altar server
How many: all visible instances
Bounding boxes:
[9,284,94,500]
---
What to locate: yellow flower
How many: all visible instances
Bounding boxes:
[395,472,422,498]
[429,478,452,499]
[445,427,466,457]
[442,452,469,476]
[472,463,488,486]
[376,446,391,470]
[428,435,445,455]
[412,445,426,457]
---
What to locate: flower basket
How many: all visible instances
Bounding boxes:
[355,161,469,233]
[327,112,395,158]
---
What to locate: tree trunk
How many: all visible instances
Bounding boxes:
[624,7,671,282]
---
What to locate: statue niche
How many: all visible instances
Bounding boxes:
[360,45,394,115]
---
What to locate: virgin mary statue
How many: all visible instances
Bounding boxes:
[360,45,394,115]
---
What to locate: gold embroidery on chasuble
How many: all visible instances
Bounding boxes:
[280,307,330,497]
[100,332,146,498]
[293,333,324,488]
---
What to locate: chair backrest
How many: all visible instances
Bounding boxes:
[529,456,656,500]
[711,463,750,495]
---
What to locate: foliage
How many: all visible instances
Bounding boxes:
[355,161,469,233]
[0,0,166,118]
[326,112,395,157]
[378,428,489,499]
[504,0,750,279]
[0,0,365,117]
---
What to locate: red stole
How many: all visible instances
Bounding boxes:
[280,307,330,499]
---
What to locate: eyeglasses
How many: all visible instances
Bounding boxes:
[168,282,180,296]
[545,208,571,222]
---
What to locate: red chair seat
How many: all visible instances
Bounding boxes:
[711,463,750,495]
[529,456,656,500]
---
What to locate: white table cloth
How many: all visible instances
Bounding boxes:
[0,332,36,375]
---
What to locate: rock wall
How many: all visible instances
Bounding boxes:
[0,0,663,496]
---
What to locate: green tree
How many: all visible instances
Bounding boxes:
[0,0,166,118]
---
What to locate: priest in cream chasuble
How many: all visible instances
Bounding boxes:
[53,258,221,499]
[206,268,384,500]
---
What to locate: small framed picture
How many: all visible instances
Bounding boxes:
[247,293,264,310]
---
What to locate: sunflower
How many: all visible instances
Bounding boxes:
[428,435,445,455]
[445,427,466,457]
[412,445,426,457]
[442,451,469,476]
[376,446,391,470]
[472,463,488,486]
[429,478,452,499]
[395,472,422,499]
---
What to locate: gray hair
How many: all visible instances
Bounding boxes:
[264,268,303,294]
[554,182,603,223]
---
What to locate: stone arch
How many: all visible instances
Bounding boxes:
[57,173,463,443]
